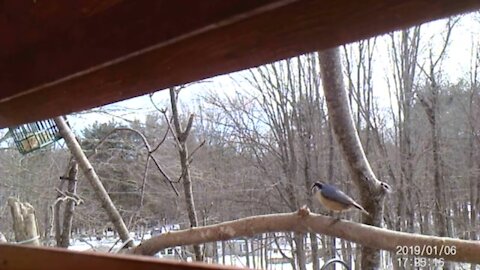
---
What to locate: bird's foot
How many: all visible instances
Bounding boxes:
[329,211,341,225]
[329,217,341,226]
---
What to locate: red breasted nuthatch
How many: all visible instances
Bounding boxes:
[311,182,369,216]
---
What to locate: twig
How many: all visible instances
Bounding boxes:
[179,114,195,142]
[86,127,179,196]
[173,139,207,183]
[53,188,84,206]
[161,110,182,149]
[150,123,170,153]
[108,238,121,253]
[150,156,180,194]
[148,93,166,115]
[187,139,206,163]
[139,158,150,207]
[77,238,96,250]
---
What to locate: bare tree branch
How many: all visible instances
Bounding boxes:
[188,139,206,163]
[150,126,170,153]
[139,158,150,207]
[173,139,207,183]
[160,109,182,149]
[86,126,179,196]
[170,87,183,136]
[180,114,195,142]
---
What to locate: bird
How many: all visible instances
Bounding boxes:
[311,182,370,216]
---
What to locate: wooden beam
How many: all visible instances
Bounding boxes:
[1,0,479,128]
[0,244,241,270]
[0,0,282,102]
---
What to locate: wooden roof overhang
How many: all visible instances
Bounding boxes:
[1,1,480,269]
[0,244,242,270]
[1,0,480,128]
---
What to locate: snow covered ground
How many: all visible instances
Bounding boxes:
[67,234,348,270]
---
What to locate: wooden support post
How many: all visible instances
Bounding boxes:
[8,197,40,246]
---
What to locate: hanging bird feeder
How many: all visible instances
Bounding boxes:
[9,119,62,154]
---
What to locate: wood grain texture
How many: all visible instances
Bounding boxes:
[111,209,480,263]
[0,244,243,270]
[0,0,279,101]
[1,0,480,127]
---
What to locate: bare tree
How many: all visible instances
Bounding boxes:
[416,19,457,238]
[466,35,480,270]
[54,158,80,247]
[319,47,391,268]
[54,117,133,249]
[169,87,203,261]
[203,55,327,270]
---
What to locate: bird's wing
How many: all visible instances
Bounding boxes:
[350,201,370,215]
[320,185,357,206]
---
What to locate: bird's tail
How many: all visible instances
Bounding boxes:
[353,203,370,216]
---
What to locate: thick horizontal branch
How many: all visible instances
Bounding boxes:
[130,208,480,264]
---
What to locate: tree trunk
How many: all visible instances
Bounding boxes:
[221,241,226,265]
[43,203,50,240]
[55,160,79,248]
[264,234,269,270]
[244,238,250,267]
[54,116,133,249]
[169,88,202,261]
[251,239,256,269]
[326,124,337,260]
[319,47,390,268]
[418,68,448,239]
[181,146,202,260]
[260,237,264,269]
[293,233,306,270]
[309,233,319,270]
[398,28,420,233]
